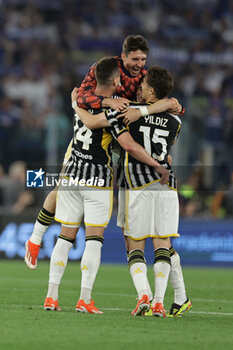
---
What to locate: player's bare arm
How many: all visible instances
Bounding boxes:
[116,107,141,125]
[116,98,180,126]
[77,107,110,129]
[102,97,130,112]
[147,97,182,115]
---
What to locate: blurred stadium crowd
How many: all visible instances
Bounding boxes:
[0,0,232,217]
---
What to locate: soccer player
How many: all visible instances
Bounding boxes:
[24,140,73,269]
[43,57,169,313]
[24,34,183,269]
[75,67,191,317]
[113,66,190,317]
[77,34,184,116]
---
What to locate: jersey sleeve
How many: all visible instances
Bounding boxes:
[174,123,181,141]
[105,109,128,139]
[77,64,104,109]
[169,114,182,144]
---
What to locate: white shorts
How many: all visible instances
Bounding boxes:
[55,183,113,228]
[117,187,125,228]
[124,182,180,240]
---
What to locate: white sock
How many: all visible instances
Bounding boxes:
[47,238,73,299]
[153,261,170,305]
[30,221,48,245]
[138,262,153,301]
[80,287,92,303]
[129,262,149,299]
[80,240,102,303]
[47,282,59,301]
[170,252,187,305]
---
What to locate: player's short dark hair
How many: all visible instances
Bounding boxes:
[122,35,149,56]
[95,57,119,85]
[146,66,174,99]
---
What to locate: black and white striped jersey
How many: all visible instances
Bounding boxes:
[105,108,128,189]
[106,102,181,190]
[64,108,127,188]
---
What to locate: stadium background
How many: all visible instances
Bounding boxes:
[0,0,233,266]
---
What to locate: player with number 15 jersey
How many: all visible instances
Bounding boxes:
[106,67,182,240]
[123,102,181,190]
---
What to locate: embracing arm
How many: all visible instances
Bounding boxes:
[76,107,110,130]
[146,98,183,116]
[117,98,181,125]
[117,131,169,185]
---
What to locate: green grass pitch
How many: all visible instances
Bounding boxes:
[0,260,233,350]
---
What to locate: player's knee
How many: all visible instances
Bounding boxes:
[60,225,79,240]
